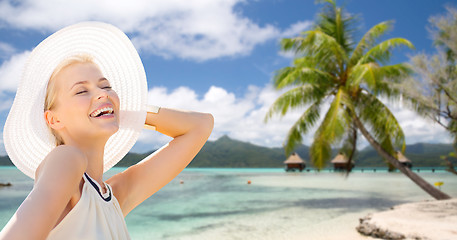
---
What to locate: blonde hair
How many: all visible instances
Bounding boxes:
[44,54,96,146]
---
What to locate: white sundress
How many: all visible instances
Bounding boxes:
[46,172,131,240]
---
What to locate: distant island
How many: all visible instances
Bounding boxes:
[0,135,455,168]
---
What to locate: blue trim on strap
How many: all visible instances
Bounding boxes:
[84,172,112,202]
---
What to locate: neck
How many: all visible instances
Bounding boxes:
[83,146,105,185]
[64,138,107,187]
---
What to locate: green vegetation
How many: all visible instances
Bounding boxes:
[264,0,450,199]
[193,138,455,168]
[188,135,285,168]
[1,136,455,168]
[265,0,412,168]
[400,6,457,174]
[356,143,456,168]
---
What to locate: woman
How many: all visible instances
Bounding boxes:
[0,22,213,239]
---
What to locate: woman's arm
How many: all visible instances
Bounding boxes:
[107,107,213,216]
[0,146,87,240]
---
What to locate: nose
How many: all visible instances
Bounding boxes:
[96,88,110,101]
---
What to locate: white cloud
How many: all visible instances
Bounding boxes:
[135,84,452,152]
[0,80,451,154]
[0,98,13,112]
[384,99,452,145]
[0,0,285,61]
[139,84,307,149]
[278,49,296,59]
[131,4,280,61]
[280,20,312,38]
[0,42,15,59]
[0,51,30,94]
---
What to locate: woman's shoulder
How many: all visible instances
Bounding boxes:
[35,145,88,181]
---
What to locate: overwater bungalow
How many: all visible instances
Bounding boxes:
[331,154,354,171]
[396,151,412,169]
[284,152,306,172]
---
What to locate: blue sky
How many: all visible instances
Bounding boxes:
[0,0,454,154]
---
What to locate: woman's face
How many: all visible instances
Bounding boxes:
[48,62,120,145]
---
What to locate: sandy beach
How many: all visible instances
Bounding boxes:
[357,198,457,240]
[291,211,375,240]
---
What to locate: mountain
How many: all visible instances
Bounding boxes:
[355,143,455,167]
[0,136,455,168]
[0,156,12,166]
[188,135,285,167]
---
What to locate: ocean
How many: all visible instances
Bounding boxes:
[1,167,456,239]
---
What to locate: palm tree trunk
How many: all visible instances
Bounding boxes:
[353,114,451,200]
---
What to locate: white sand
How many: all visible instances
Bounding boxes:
[174,199,457,240]
[173,207,375,240]
[358,198,457,240]
[289,211,375,240]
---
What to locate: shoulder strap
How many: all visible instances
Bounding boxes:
[83,172,112,202]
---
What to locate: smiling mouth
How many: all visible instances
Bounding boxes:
[90,107,114,118]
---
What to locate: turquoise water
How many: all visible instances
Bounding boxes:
[1,167,456,239]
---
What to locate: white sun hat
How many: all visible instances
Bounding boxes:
[3,21,148,179]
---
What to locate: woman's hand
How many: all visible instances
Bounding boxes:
[107,107,213,216]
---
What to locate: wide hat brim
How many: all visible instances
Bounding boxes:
[3,21,147,179]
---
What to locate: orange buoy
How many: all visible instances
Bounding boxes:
[247,180,251,184]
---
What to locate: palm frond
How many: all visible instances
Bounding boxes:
[359,38,414,65]
[273,67,301,89]
[348,63,412,98]
[283,101,322,155]
[307,30,349,64]
[264,85,327,122]
[378,63,413,81]
[347,62,380,90]
[310,136,332,169]
[369,63,413,98]
[339,120,358,172]
[310,88,352,169]
[273,64,335,89]
[281,37,307,53]
[316,0,356,53]
[316,88,352,143]
[367,63,413,99]
[349,21,393,66]
[357,92,406,151]
[282,30,348,73]
[380,136,396,170]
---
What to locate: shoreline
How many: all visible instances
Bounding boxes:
[356,198,457,239]
[2,167,456,239]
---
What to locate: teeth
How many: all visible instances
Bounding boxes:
[90,107,114,118]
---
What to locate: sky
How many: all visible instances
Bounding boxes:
[0,0,455,155]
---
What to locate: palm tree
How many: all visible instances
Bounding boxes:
[265,0,450,200]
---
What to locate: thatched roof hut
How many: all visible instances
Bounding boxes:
[330,154,354,171]
[396,151,412,168]
[284,153,306,172]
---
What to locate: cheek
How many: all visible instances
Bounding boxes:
[60,98,91,119]
[109,91,120,107]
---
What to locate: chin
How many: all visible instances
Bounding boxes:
[92,125,119,140]
[106,125,120,136]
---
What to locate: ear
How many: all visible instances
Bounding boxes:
[44,110,64,130]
